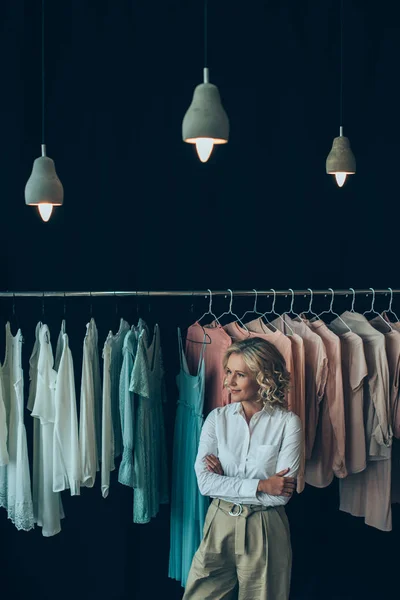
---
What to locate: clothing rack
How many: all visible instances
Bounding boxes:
[0,289,399,298]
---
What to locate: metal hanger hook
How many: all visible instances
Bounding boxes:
[368,287,375,312]
[42,292,45,317]
[328,288,335,312]
[207,289,213,313]
[12,292,16,316]
[227,289,234,313]
[64,292,67,316]
[253,289,258,312]
[388,287,394,311]
[288,288,295,313]
[270,289,277,312]
[349,288,356,311]
[307,288,314,313]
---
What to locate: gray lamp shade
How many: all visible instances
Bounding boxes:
[326,134,356,175]
[182,78,229,145]
[25,153,64,207]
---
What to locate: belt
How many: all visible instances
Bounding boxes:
[213,498,274,555]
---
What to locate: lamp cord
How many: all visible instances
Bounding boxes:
[41,0,45,145]
[204,0,208,68]
[340,0,343,127]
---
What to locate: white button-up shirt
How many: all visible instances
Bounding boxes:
[195,402,302,506]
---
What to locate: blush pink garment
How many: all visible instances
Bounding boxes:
[185,322,232,415]
[333,331,368,475]
[331,312,392,532]
[277,315,328,461]
[270,318,306,493]
[382,321,400,438]
[304,320,347,488]
[241,318,295,410]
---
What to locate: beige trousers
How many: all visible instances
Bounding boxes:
[183,498,292,600]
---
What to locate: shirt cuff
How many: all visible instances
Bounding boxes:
[240,478,260,500]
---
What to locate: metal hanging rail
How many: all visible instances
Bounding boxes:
[0,289,398,298]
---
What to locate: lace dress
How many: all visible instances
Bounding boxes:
[0,323,34,531]
[129,324,168,523]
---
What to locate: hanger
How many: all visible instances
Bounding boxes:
[318,288,352,332]
[301,288,319,320]
[42,292,46,321]
[281,288,305,322]
[89,291,93,318]
[215,289,249,332]
[383,287,399,323]
[240,289,264,322]
[10,293,21,335]
[348,288,356,312]
[260,289,295,335]
[363,287,393,331]
[186,289,216,344]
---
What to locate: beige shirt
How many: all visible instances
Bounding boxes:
[304,320,346,487]
[331,330,367,475]
[242,318,295,411]
[375,319,400,439]
[271,318,306,493]
[331,312,391,460]
[277,315,328,460]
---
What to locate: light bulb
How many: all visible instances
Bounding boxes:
[38,203,53,222]
[195,138,214,163]
[335,172,347,187]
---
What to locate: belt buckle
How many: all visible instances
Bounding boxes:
[229,503,243,517]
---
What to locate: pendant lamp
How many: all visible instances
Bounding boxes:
[326,0,356,187]
[25,0,63,222]
[182,0,229,163]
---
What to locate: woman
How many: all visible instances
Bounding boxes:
[183,337,302,600]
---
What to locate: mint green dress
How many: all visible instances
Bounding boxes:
[129,323,168,523]
[168,328,208,587]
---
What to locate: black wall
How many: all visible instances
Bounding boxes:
[1,2,399,599]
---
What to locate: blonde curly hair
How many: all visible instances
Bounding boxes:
[223,337,290,409]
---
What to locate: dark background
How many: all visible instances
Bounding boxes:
[0,1,399,599]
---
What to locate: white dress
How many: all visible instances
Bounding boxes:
[31,324,64,537]
[80,319,100,488]
[53,331,80,495]
[101,332,114,498]
[0,323,34,531]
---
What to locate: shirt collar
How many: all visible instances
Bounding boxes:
[233,402,273,416]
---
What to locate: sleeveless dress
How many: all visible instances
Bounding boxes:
[169,328,209,587]
[0,323,34,531]
[129,324,168,523]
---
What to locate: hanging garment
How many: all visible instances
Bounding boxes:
[129,323,168,523]
[0,370,8,467]
[331,330,368,475]
[331,312,392,532]
[390,321,400,438]
[331,312,392,459]
[370,317,400,439]
[54,320,66,372]
[80,319,101,488]
[110,318,130,458]
[0,323,34,531]
[101,331,114,498]
[53,331,80,495]
[168,328,209,588]
[241,319,295,410]
[30,324,64,537]
[279,315,328,460]
[27,322,42,525]
[118,328,139,488]
[270,318,306,493]
[304,320,347,487]
[185,322,232,414]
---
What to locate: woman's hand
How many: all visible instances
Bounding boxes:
[204,454,224,475]
[257,468,296,497]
